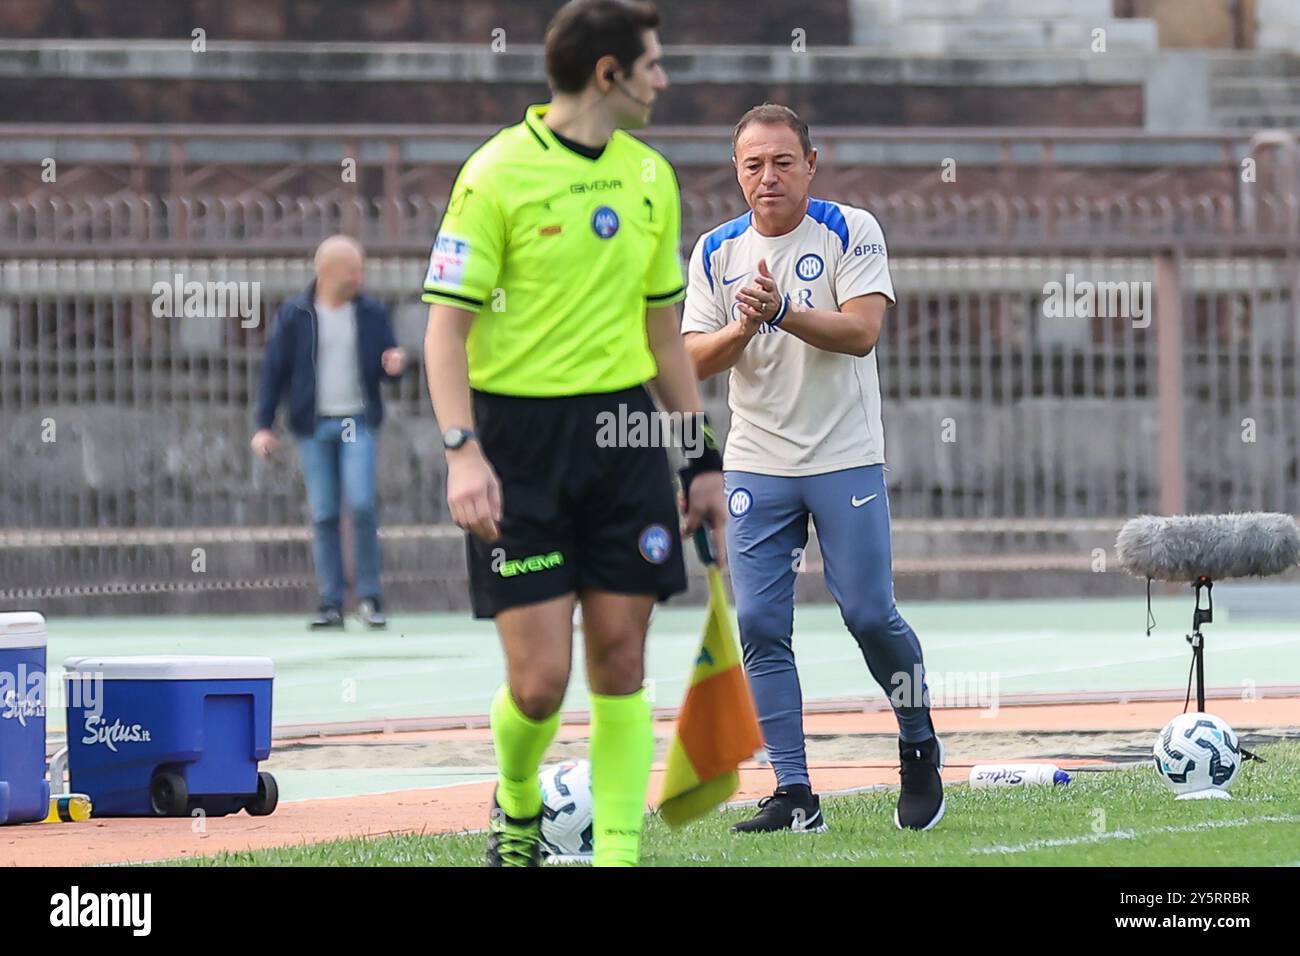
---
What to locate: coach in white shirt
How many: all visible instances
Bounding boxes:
[682,104,943,834]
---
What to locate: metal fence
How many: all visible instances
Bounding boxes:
[4,249,1298,530]
[5,189,1300,256]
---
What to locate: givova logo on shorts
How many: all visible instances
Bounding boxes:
[496,551,566,578]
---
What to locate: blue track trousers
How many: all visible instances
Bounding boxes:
[725,463,935,788]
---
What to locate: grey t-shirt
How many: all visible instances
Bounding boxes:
[314,299,366,417]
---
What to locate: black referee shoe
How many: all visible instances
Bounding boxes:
[895,735,946,831]
[731,783,828,833]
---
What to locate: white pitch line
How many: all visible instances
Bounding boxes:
[974,814,1300,856]
[992,634,1300,683]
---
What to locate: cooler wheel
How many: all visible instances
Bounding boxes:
[245,771,279,816]
[150,771,189,817]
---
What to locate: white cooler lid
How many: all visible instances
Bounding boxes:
[0,611,47,649]
[61,655,274,680]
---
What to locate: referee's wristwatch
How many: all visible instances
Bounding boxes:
[442,427,477,451]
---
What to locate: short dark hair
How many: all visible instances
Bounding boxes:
[732,104,813,157]
[545,0,660,94]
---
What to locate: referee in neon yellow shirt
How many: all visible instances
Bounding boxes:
[422,0,727,867]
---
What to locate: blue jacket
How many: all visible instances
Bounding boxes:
[255,282,400,438]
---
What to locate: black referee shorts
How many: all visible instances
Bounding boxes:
[465,385,688,619]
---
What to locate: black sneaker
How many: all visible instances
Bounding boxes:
[731,783,828,833]
[356,597,387,630]
[309,606,344,630]
[486,793,543,867]
[895,736,946,831]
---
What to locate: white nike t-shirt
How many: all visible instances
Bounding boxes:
[681,198,895,477]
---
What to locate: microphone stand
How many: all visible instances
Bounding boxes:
[1187,576,1264,763]
[1187,576,1211,713]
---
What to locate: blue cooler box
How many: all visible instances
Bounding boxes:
[0,612,50,825]
[63,655,278,817]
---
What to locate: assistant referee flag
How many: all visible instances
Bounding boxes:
[659,530,764,828]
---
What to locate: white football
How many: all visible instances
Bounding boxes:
[1153,712,1243,799]
[538,759,594,858]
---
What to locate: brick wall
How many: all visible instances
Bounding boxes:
[0,0,850,44]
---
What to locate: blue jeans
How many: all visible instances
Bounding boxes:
[297,416,382,609]
[725,464,933,788]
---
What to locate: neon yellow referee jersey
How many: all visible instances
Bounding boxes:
[422,104,687,397]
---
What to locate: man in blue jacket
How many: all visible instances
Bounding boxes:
[252,235,407,629]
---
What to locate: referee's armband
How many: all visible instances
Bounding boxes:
[678,412,723,498]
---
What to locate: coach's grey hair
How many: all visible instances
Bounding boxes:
[1115,512,1300,582]
[732,103,813,157]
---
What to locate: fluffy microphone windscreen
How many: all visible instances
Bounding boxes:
[1115,513,1300,582]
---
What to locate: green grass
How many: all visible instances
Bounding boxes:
[169,742,1300,867]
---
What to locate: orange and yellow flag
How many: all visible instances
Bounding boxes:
[658,530,764,828]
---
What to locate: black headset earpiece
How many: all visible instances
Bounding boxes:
[603,67,649,107]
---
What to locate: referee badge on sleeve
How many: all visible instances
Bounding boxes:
[427,234,471,286]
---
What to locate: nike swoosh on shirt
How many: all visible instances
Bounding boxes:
[851,494,878,508]
[722,274,748,286]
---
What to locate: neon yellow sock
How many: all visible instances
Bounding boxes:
[590,689,654,867]
[490,684,560,820]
